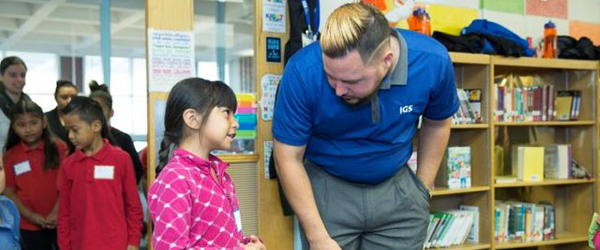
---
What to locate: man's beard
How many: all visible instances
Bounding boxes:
[340,81,382,107]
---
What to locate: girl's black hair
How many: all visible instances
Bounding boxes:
[54,79,78,97]
[156,77,237,175]
[62,96,114,144]
[0,56,27,76]
[88,80,112,110]
[5,100,60,171]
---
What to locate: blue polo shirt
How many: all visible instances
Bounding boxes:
[273,29,459,184]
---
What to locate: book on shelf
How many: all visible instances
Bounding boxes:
[453,89,481,124]
[495,176,518,184]
[425,209,478,248]
[466,89,482,123]
[495,201,555,243]
[511,145,544,182]
[438,146,471,189]
[460,205,480,243]
[555,90,581,121]
[544,144,572,179]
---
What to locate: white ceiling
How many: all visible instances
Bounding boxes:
[0,0,254,61]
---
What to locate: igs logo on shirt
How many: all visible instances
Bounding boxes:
[399,105,413,114]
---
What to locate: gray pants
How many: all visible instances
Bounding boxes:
[301,160,430,250]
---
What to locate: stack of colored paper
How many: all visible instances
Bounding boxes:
[235,93,257,139]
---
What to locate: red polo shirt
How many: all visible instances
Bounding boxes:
[57,139,143,250]
[3,140,68,230]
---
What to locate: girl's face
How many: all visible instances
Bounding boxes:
[64,113,101,151]
[1,64,27,95]
[12,113,45,147]
[200,106,239,151]
[56,86,78,111]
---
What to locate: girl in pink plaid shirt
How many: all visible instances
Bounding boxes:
[148,78,265,250]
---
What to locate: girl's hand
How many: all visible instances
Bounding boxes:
[240,243,266,250]
[126,245,139,250]
[247,235,264,244]
[26,212,47,227]
[45,210,58,228]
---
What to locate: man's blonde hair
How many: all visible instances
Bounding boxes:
[321,2,391,64]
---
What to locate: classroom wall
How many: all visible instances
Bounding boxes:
[320,0,600,46]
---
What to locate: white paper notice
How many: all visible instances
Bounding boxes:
[260,74,281,121]
[262,0,286,33]
[264,141,273,179]
[148,29,196,92]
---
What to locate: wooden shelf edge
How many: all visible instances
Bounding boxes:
[494,121,595,126]
[432,186,490,196]
[494,233,588,249]
[451,124,489,129]
[217,154,259,163]
[492,56,598,70]
[428,242,491,250]
[494,178,595,188]
[450,52,491,65]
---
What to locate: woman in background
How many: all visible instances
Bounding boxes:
[0,56,31,148]
[45,80,78,153]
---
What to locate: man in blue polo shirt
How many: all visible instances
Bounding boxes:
[273,2,459,250]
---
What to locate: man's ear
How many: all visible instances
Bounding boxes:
[182,109,202,130]
[381,49,394,70]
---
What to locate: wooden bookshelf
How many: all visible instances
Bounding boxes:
[495,121,595,126]
[427,53,600,250]
[452,124,490,129]
[492,56,598,70]
[494,232,588,249]
[494,178,595,188]
[432,186,490,196]
[489,54,597,250]
[429,242,491,250]
[450,52,491,65]
[218,154,259,163]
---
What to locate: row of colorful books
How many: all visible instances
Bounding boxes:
[425,206,480,248]
[494,84,582,122]
[452,89,482,125]
[494,201,555,243]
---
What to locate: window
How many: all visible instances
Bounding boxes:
[84,56,147,140]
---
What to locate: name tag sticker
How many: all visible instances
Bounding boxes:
[14,161,31,176]
[234,209,243,232]
[94,165,114,180]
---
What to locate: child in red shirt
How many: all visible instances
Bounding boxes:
[3,100,68,250]
[57,96,143,250]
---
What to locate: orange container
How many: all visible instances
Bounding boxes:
[408,7,431,36]
[543,21,557,58]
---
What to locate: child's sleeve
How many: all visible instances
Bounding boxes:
[57,162,72,250]
[121,156,143,247]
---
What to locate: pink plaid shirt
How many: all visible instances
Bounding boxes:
[148,148,246,250]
